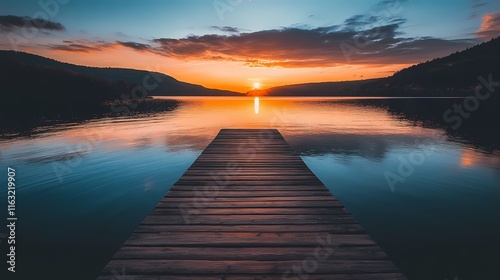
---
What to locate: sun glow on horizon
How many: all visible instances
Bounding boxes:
[31,48,413,92]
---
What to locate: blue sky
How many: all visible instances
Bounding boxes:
[2,0,498,40]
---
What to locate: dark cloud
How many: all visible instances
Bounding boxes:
[472,2,486,9]
[211,26,241,33]
[343,14,380,30]
[140,0,473,67]
[117,41,151,51]
[46,39,153,53]
[0,15,65,32]
[468,12,478,19]
[377,0,408,8]
[342,0,407,31]
[46,39,113,53]
[469,1,488,18]
[476,11,500,40]
[150,22,475,67]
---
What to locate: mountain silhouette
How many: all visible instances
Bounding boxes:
[0,50,241,117]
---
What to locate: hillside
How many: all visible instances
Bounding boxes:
[248,79,383,96]
[0,56,130,117]
[0,51,240,97]
[389,37,500,89]
[0,51,242,119]
[257,37,500,96]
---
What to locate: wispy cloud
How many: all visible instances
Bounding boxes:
[116,41,151,51]
[343,14,381,30]
[472,2,487,9]
[0,15,65,32]
[476,11,500,40]
[211,26,241,33]
[377,0,409,7]
[468,0,487,19]
[46,39,154,53]
[46,39,113,53]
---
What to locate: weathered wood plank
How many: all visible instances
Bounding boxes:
[123,232,376,246]
[156,200,343,208]
[165,191,332,198]
[98,274,407,280]
[112,246,388,260]
[101,260,400,275]
[141,214,357,225]
[169,185,329,191]
[174,181,325,186]
[150,207,349,215]
[160,196,338,202]
[133,224,366,233]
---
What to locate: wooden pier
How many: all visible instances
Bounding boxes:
[99,129,407,279]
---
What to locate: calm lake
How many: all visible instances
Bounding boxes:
[0,97,499,280]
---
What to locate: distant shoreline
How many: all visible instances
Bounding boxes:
[153,95,489,99]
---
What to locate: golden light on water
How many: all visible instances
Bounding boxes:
[254,97,260,114]
[460,149,475,167]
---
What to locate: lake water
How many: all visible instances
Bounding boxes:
[0,97,499,280]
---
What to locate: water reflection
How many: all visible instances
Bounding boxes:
[2,97,498,184]
[2,97,498,181]
[254,97,260,114]
[0,97,499,280]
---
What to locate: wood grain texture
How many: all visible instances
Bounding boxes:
[99,129,407,279]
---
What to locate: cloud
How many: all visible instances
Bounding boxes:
[377,0,408,7]
[468,0,487,18]
[46,39,154,53]
[116,41,151,51]
[142,3,472,68]
[472,2,486,9]
[476,11,500,40]
[46,39,113,53]
[343,14,380,30]
[0,15,65,32]
[211,26,241,33]
[150,22,475,67]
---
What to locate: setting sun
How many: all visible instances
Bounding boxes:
[253,82,261,89]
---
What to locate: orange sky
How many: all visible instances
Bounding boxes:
[30,46,411,93]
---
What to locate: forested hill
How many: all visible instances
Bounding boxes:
[0,51,240,97]
[0,51,241,117]
[255,37,500,96]
[388,36,500,89]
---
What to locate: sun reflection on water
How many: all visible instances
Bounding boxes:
[254,97,259,114]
